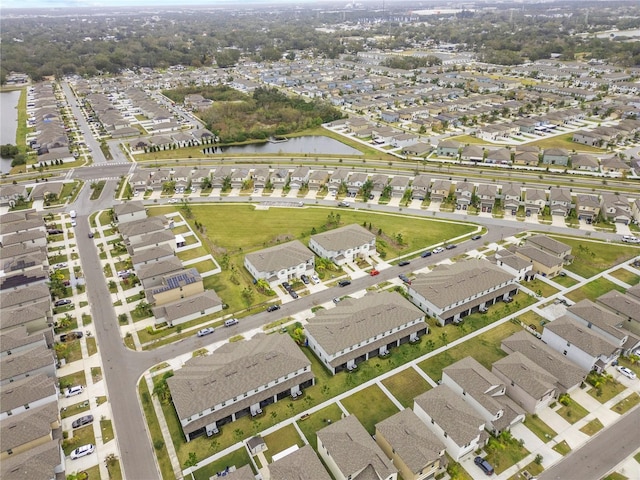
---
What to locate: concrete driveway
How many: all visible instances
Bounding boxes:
[551,215,567,227]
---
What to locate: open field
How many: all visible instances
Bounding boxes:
[553,236,640,278]
[526,132,604,153]
[381,368,432,408]
[418,320,523,382]
[565,277,626,303]
[341,384,400,435]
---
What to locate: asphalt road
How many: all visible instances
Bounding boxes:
[538,406,640,480]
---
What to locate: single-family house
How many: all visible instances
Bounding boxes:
[211,166,233,189]
[0,184,28,207]
[268,444,331,480]
[328,169,349,192]
[485,148,512,165]
[0,374,58,421]
[0,344,56,386]
[371,174,389,195]
[548,187,572,217]
[575,194,601,223]
[476,184,497,213]
[167,334,314,441]
[502,184,521,215]
[244,240,315,286]
[631,198,640,226]
[430,180,451,203]
[172,167,192,193]
[152,290,223,327]
[305,292,427,374]
[113,201,147,224]
[460,145,484,163]
[437,140,461,158]
[442,357,525,436]
[411,175,431,200]
[145,268,204,306]
[413,385,486,462]
[600,193,632,224]
[375,409,446,480]
[571,153,599,172]
[230,168,250,189]
[407,259,518,326]
[289,166,310,189]
[454,181,474,210]
[523,188,546,216]
[317,414,398,480]
[402,142,431,157]
[251,167,270,189]
[128,171,150,194]
[597,290,640,338]
[389,176,410,197]
[307,170,328,191]
[601,155,631,176]
[542,316,620,373]
[309,224,376,265]
[346,172,368,196]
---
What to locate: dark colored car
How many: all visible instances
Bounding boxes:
[398,274,411,285]
[72,415,94,429]
[398,261,411,266]
[54,299,72,307]
[471,235,482,240]
[88,232,94,238]
[338,280,351,287]
[300,274,310,284]
[445,243,457,250]
[289,290,299,299]
[474,456,494,476]
[421,251,432,258]
[282,282,292,291]
[266,304,281,312]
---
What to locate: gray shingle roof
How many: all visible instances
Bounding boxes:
[168,333,311,420]
[1,374,57,413]
[0,344,55,382]
[0,401,58,451]
[375,409,444,474]
[492,352,557,398]
[597,290,640,322]
[526,235,571,256]
[269,444,331,480]
[131,244,175,265]
[317,415,397,479]
[0,327,45,353]
[245,240,313,274]
[409,259,515,309]
[414,385,484,446]
[113,200,146,217]
[515,246,562,269]
[500,331,586,391]
[0,437,62,480]
[137,257,184,282]
[443,357,508,415]
[567,299,627,341]
[310,224,375,252]
[306,291,425,356]
[152,289,222,323]
[544,315,618,356]
[1,299,50,330]
[119,216,168,238]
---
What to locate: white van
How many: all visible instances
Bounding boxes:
[224,318,239,327]
[69,210,77,219]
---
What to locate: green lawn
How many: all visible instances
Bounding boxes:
[59,370,87,390]
[262,424,304,462]
[138,380,174,480]
[190,258,218,274]
[381,368,432,408]
[150,203,474,312]
[552,440,572,455]
[61,400,91,419]
[517,310,548,331]
[101,418,115,443]
[527,133,604,153]
[57,340,82,363]
[508,460,545,480]
[556,236,640,278]
[63,425,96,455]
[616,357,640,377]
[522,278,559,298]
[484,433,530,475]
[602,473,629,480]
[611,392,640,415]
[418,320,523,382]
[579,417,603,436]
[566,277,626,303]
[523,414,557,443]
[340,384,400,435]
[193,448,253,480]
[586,374,626,403]
[557,398,589,424]
[608,268,640,286]
[296,404,344,450]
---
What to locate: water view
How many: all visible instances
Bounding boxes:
[212,135,363,156]
[0,90,21,173]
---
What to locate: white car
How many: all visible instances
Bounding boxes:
[310,274,320,285]
[432,247,445,254]
[621,235,639,243]
[70,444,95,460]
[168,198,179,204]
[617,366,637,379]
[197,327,215,337]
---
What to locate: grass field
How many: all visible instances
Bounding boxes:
[138,380,174,480]
[522,278,559,298]
[608,268,640,286]
[523,414,557,443]
[295,403,344,450]
[611,392,640,415]
[149,203,474,312]
[526,132,604,153]
[552,440,571,455]
[263,424,304,462]
[418,320,523,382]
[341,384,400,435]
[381,368,432,408]
[566,277,626,303]
[508,460,544,480]
[484,433,530,475]
[557,398,589,424]
[554,236,639,278]
[193,448,253,480]
[63,425,96,455]
[579,418,604,436]
[587,376,626,403]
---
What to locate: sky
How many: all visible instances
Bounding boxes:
[2,0,372,10]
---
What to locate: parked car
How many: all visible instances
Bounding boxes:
[72,415,94,429]
[445,243,457,250]
[224,318,239,327]
[70,444,95,460]
[398,274,411,285]
[282,281,292,291]
[337,201,350,207]
[333,297,341,304]
[65,385,84,398]
[54,262,68,270]
[197,327,215,337]
[338,280,351,287]
[622,235,639,243]
[300,274,310,284]
[168,198,179,204]
[310,274,320,285]
[54,299,72,307]
[503,296,513,303]
[266,304,281,312]
[88,232,94,238]
[617,366,637,379]
[471,235,482,240]
[474,456,494,475]
[398,261,411,267]
[370,269,380,276]
[289,290,299,299]
[432,247,445,254]
[60,331,83,342]
[421,250,432,258]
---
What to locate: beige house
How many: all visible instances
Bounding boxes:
[375,409,445,480]
[146,268,203,306]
